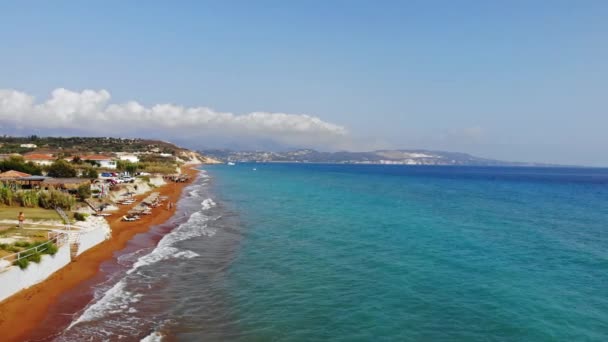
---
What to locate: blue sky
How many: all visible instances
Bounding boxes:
[0,1,607,165]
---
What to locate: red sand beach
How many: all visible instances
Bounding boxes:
[0,167,198,342]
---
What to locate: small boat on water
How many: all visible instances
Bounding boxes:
[227,162,236,166]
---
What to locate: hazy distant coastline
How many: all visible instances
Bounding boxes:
[200,149,571,167]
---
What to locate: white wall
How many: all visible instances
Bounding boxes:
[30,160,53,166]
[119,155,139,163]
[0,219,111,303]
[99,160,117,169]
[75,225,111,256]
[0,244,71,303]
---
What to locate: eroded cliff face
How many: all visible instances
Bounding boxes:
[177,150,222,164]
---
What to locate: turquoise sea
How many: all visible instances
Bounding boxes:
[211,164,608,341]
[53,164,608,341]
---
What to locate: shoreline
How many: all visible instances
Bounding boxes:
[0,166,199,342]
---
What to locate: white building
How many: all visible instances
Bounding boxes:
[20,143,38,148]
[118,154,139,163]
[24,154,55,166]
[81,155,117,169]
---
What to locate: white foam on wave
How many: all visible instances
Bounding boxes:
[199,170,210,179]
[141,331,164,342]
[68,280,142,329]
[127,210,214,273]
[129,246,199,273]
[201,198,216,210]
[68,200,219,330]
[187,183,204,198]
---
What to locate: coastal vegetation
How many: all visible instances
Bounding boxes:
[76,184,91,200]
[47,160,77,178]
[0,226,58,270]
[0,136,182,155]
[0,155,43,175]
[116,157,179,175]
[73,212,88,221]
[0,240,59,270]
[0,187,75,210]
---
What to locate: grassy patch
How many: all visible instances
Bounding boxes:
[0,228,49,240]
[0,207,62,222]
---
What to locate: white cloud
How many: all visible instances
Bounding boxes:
[0,88,349,148]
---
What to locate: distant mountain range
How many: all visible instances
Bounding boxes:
[200,149,556,167]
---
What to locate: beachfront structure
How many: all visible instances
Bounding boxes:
[24,153,55,166]
[41,177,91,190]
[0,174,46,188]
[0,170,31,179]
[81,155,117,169]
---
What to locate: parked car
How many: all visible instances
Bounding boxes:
[106,179,118,186]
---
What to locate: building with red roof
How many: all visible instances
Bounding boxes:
[23,153,55,166]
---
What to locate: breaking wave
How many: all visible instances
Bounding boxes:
[63,172,219,338]
[201,198,216,210]
[67,279,142,329]
[140,331,164,342]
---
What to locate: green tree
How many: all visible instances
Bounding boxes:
[125,162,138,174]
[77,184,91,200]
[47,160,77,178]
[116,160,139,174]
[83,167,98,179]
[0,155,43,175]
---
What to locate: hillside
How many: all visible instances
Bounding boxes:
[0,136,182,154]
[0,136,217,163]
[201,149,552,166]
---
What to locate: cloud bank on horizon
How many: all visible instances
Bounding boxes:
[0,88,349,149]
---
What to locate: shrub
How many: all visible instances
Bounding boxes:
[0,186,14,206]
[43,243,58,256]
[38,190,51,208]
[7,245,20,253]
[0,188,75,210]
[14,258,29,269]
[14,190,39,207]
[82,167,98,179]
[73,212,88,221]
[77,184,92,200]
[14,241,32,248]
[28,251,42,263]
[48,190,75,210]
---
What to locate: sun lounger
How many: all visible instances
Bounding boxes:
[94,213,112,217]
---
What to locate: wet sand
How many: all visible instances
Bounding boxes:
[0,167,198,342]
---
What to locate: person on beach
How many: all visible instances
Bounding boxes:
[18,211,25,229]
